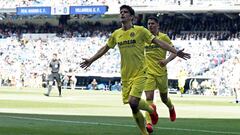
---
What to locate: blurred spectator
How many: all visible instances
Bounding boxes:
[111,81,121,91]
[62,73,69,89]
[191,79,199,94]
[69,68,77,90]
[90,78,98,90]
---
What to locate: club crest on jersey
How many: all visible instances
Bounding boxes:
[130,32,135,37]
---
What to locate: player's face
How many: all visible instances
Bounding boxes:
[148,19,159,33]
[120,8,133,23]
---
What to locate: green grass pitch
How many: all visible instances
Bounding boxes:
[0,87,240,135]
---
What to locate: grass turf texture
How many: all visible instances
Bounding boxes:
[0,87,240,135]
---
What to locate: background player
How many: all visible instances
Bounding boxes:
[44,53,62,97]
[177,68,188,97]
[144,16,183,133]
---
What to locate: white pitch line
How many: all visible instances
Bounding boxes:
[0,115,240,135]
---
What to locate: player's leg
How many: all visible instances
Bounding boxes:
[128,96,149,135]
[122,81,148,135]
[144,91,154,133]
[56,73,62,96]
[128,78,158,135]
[131,77,158,123]
[233,88,238,103]
[158,75,176,121]
[237,88,239,103]
[144,74,157,133]
[160,92,176,121]
[45,74,53,96]
[121,80,149,135]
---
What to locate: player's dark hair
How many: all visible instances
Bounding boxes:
[120,5,135,16]
[148,16,159,24]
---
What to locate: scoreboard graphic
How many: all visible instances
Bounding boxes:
[16,6,108,15]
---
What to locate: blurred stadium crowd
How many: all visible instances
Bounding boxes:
[0,24,239,95]
[0,0,238,9]
[0,0,239,96]
[0,0,204,8]
[1,13,240,40]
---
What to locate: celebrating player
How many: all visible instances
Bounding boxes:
[144,16,188,133]
[80,5,190,135]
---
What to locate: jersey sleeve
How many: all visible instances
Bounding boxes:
[141,27,155,44]
[107,31,117,48]
[162,34,173,46]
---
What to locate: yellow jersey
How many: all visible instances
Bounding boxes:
[145,32,173,76]
[107,25,155,81]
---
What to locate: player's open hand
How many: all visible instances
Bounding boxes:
[80,58,93,70]
[176,49,191,60]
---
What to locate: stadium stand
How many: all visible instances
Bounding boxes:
[0,0,239,96]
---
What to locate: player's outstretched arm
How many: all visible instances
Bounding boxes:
[152,38,177,53]
[152,38,191,60]
[80,45,110,69]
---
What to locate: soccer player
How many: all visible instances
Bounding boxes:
[232,57,240,103]
[44,53,62,97]
[80,5,190,135]
[177,68,187,97]
[144,16,181,133]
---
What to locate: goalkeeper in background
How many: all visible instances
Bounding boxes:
[44,53,62,97]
